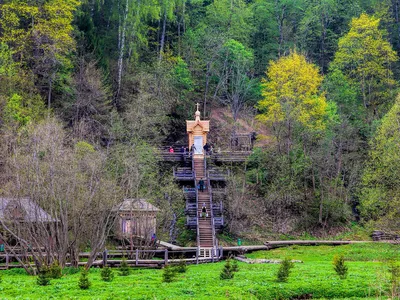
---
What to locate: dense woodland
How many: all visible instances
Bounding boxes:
[1,0,400,250]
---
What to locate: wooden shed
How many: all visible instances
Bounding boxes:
[114,199,160,239]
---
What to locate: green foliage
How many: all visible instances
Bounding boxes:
[119,257,130,276]
[360,94,400,229]
[78,268,91,289]
[100,266,114,282]
[276,258,294,283]
[331,13,398,116]
[36,266,51,286]
[257,51,327,134]
[174,257,187,273]
[162,265,177,283]
[220,259,235,280]
[0,244,399,298]
[388,262,400,297]
[49,260,62,279]
[231,259,239,273]
[333,254,348,279]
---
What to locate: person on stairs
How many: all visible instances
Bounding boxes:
[199,178,205,192]
[201,203,208,218]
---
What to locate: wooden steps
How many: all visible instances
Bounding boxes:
[194,158,214,248]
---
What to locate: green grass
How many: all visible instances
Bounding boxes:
[0,243,398,299]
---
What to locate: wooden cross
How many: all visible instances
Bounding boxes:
[196,103,200,111]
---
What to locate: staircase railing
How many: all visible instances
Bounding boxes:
[192,157,200,247]
[206,160,217,250]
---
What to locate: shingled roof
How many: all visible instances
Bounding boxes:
[0,197,56,222]
[116,199,160,212]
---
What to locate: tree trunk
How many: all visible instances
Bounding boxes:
[159,10,167,62]
[116,0,129,102]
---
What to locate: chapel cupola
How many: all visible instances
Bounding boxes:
[186,103,210,157]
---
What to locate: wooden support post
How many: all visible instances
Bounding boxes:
[211,248,214,262]
[102,249,108,267]
[6,253,9,268]
[164,249,168,266]
[135,249,139,266]
[196,247,199,264]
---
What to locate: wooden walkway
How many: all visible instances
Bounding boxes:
[0,240,397,270]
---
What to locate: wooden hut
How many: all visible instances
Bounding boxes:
[114,199,160,239]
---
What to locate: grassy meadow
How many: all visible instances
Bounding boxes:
[0,243,398,299]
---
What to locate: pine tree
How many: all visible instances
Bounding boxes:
[276,258,294,282]
[37,266,51,286]
[220,259,234,280]
[100,266,114,282]
[119,257,130,276]
[78,268,91,289]
[162,265,177,283]
[49,260,62,279]
[333,255,348,279]
[175,257,187,273]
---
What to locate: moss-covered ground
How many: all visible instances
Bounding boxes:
[0,243,398,299]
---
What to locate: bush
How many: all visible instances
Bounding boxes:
[389,262,400,298]
[37,266,50,286]
[232,259,239,273]
[175,257,187,273]
[49,260,62,279]
[333,255,348,279]
[162,265,177,283]
[220,259,234,280]
[276,258,294,282]
[101,266,114,282]
[119,257,130,276]
[78,268,91,289]
[0,272,2,283]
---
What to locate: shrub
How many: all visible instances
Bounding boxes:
[119,257,130,276]
[162,265,177,283]
[175,257,187,273]
[37,266,50,286]
[232,259,239,273]
[333,255,348,279]
[220,259,234,280]
[388,262,400,298]
[276,258,294,282]
[49,260,62,279]
[101,266,114,282]
[78,268,91,289]
[0,272,2,283]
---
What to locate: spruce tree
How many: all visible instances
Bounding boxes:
[37,266,50,286]
[78,268,91,289]
[162,265,177,283]
[220,259,234,280]
[119,257,130,276]
[101,266,114,282]
[276,258,294,282]
[333,255,348,279]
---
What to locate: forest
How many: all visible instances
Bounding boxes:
[0,0,400,249]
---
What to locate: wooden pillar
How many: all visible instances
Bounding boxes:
[164,249,168,266]
[196,247,199,264]
[135,249,139,266]
[102,249,108,267]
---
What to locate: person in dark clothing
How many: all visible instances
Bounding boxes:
[201,205,207,218]
[203,143,209,154]
[190,144,196,156]
[199,178,205,192]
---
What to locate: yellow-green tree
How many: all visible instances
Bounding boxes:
[0,0,79,108]
[331,13,398,117]
[257,51,328,154]
[359,94,400,231]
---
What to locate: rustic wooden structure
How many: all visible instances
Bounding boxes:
[114,199,160,240]
[186,103,210,157]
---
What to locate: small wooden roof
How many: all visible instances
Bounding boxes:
[116,199,160,212]
[0,197,56,222]
[186,104,209,133]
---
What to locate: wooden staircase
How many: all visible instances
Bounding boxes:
[194,158,214,248]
